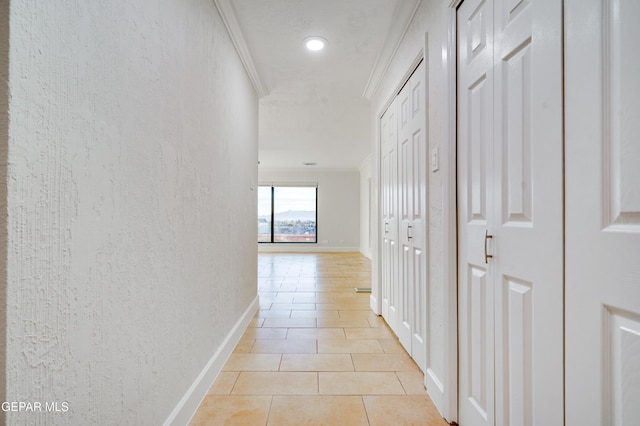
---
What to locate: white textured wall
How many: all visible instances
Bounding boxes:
[258,169,360,252]
[0,1,9,423]
[370,0,451,418]
[6,0,258,424]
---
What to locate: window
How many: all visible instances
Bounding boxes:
[257,186,273,243]
[258,185,317,243]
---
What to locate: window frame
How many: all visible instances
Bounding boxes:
[258,184,318,244]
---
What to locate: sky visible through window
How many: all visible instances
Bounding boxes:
[258,187,316,216]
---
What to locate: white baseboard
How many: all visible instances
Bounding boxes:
[258,245,360,253]
[163,295,259,426]
[369,294,380,315]
[425,367,445,416]
[359,247,372,259]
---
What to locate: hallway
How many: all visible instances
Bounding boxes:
[190,253,446,425]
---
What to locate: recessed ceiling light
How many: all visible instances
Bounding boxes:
[304,36,327,51]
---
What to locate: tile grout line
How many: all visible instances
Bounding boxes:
[361,395,372,425]
[395,371,409,395]
[228,371,240,395]
[349,352,356,372]
[265,395,274,426]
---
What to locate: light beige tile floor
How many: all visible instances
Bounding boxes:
[190,252,448,425]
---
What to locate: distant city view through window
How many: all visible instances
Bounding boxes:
[258,186,317,243]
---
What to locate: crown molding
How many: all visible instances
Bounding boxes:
[214,0,269,97]
[362,0,422,100]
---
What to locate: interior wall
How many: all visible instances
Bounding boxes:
[5,1,258,424]
[258,169,360,252]
[0,0,9,423]
[370,0,451,419]
[359,156,372,259]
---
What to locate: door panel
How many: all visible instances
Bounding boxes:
[500,41,532,225]
[399,78,413,353]
[493,0,563,423]
[565,0,640,424]
[498,275,533,425]
[602,0,640,230]
[467,76,489,224]
[397,62,427,371]
[410,84,427,371]
[458,0,563,424]
[466,264,491,421]
[458,0,494,424]
[605,308,640,425]
[381,98,398,331]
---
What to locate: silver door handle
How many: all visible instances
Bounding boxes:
[484,230,493,263]
[385,222,389,234]
[407,225,413,240]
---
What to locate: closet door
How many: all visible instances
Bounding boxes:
[565,0,640,424]
[381,98,399,333]
[457,0,563,424]
[457,0,495,423]
[398,62,427,371]
[492,0,563,423]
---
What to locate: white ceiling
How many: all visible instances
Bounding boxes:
[218,0,416,170]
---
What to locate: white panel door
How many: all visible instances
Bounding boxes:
[492,0,564,423]
[458,0,563,424]
[457,0,495,423]
[565,1,640,424]
[398,61,428,372]
[381,98,399,333]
